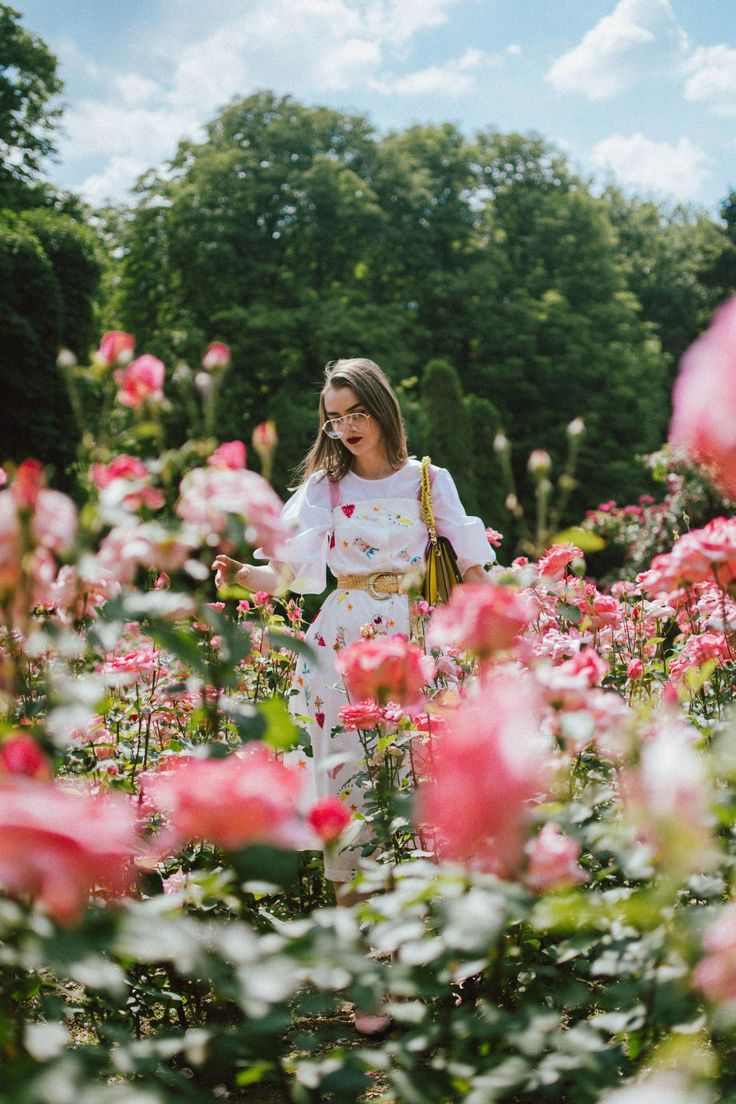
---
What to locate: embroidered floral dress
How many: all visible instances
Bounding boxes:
[272,457,492,880]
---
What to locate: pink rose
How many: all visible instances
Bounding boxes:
[339,700,385,731]
[524,822,587,894]
[694,902,736,1005]
[308,797,351,842]
[176,467,289,559]
[0,734,51,780]
[669,296,736,497]
[202,341,231,371]
[98,331,135,366]
[142,744,302,854]
[11,459,44,509]
[620,720,713,873]
[208,441,247,470]
[31,489,78,554]
[0,781,138,925]
[427,582,537,658]
[252,421,278,461]
[114,354,165,408]
[90,455,147,489]
[416,673,551,876]
[641,517,736,597]
[591,594,621,629]
[337,636,434,708]
[627,657,644,680]
[537,543,584,582]
[0,492,21,593]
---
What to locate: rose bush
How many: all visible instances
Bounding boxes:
[3,321,736,1103]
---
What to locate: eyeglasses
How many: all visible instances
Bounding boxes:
[321,411,371,439]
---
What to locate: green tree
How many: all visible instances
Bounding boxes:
[0,212,66,470]
[115,101,687,520]
[0,3,61,205]
[602,187,731,374]
[419,358,478,514]
[465,132,669,515]
[464,393,505,534]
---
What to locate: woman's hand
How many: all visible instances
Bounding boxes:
[211,554,250,589]
[462,564,490,584]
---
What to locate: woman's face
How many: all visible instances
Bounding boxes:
[322,385,386,462]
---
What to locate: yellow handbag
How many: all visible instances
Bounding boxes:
[420,456,463,605]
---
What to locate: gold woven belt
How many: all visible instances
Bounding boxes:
[336,572,405,600]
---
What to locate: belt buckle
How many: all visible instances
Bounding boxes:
[367,572,393,600]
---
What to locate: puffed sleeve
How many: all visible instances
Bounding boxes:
[258,473,332,594]
[430,467,496,574]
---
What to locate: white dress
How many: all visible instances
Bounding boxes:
[272,457,492,880]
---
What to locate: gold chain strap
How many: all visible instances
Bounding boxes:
[420,456,437,544]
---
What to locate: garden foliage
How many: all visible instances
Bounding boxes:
[3,311,736,1103]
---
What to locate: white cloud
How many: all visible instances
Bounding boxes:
[684,44,736,116]
[375,47,502,97]
[546,0,687,100]
[591,132,710,202]
[320,39,384,91]
[60,100,200,162]
[76,155,153,207]
[52,0,494,202]
[113,73,163,108]
[362,0,463,46]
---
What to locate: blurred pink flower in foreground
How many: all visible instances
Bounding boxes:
[252,421,278,462]
[142,744,302,854]
[524,822,587,894]
[208,440,247,470]
[338,636,434,708]
[90,455,148,489]
[114,354,165,408]
[98,330,135,366]
[0,464,77,607]
[694,902,736,1005]
[417,674,551,876]
[669,295,736,497]
[0,781,138,925]
[177,466,288,558]
[308,796,351,842]
[0,734,51,780]
[202,341,231,371]
[427,582,536,658]
[620,715,714,873]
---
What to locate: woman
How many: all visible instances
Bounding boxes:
[213,357,492,888]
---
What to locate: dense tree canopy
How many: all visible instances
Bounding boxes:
[113,90,732,527]
[0,3,61,205]
[0,6,100,480]
[2,2,734,536]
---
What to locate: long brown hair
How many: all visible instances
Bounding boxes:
[297,358,409,484]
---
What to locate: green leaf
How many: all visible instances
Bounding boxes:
[233,844,298,887]
[551,526,606,553]
[257,697,300,750]
[684,659,718,693]
[236,1061,276,1086]
[558,602,582,624]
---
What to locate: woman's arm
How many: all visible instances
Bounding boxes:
[211,554,283,595]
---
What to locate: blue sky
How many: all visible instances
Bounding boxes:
[16,0,736,213]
